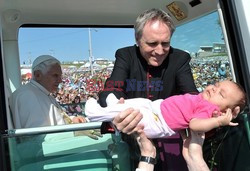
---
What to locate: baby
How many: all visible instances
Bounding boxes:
[85,80,246,138]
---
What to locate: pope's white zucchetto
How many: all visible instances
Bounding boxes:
[32,55,60,69]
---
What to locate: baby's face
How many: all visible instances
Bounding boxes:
[201,80,242,112]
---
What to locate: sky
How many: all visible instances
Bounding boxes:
[18,11,223,64]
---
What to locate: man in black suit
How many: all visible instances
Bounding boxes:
[99,8,198,171]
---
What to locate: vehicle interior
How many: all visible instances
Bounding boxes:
[0,0,250,170]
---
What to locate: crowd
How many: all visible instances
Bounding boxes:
[20,57,232,116]
[58,58,231,97]
[52,68,111,115]
[190,58,232,92]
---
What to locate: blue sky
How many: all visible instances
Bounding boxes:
[18,11,223,64]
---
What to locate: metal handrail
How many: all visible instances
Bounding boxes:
[4,122,102,137]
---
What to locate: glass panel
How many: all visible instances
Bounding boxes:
[18,27,134,116]
[172,11,233,92]
[4,129,131,171]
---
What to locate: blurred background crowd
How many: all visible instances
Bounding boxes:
[21,57,232,116]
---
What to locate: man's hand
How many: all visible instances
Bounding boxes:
[180,130,205,160]
[135,127,156,171]
[112,108,143,135]
[188,131,205,158]
[180,129,209,171]
[180,129,191,161]
[135,126,156,158]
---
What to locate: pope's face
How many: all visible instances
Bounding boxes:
[137,20,171,66]
[38,63,62,93]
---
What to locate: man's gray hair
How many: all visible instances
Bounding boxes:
[32,56,61,76]
[134,8,176,41]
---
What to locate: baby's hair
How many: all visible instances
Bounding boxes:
[233,82,246,112]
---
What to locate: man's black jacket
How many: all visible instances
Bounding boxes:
[99,45,198,107]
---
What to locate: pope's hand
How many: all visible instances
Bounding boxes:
[74,129,103,140]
